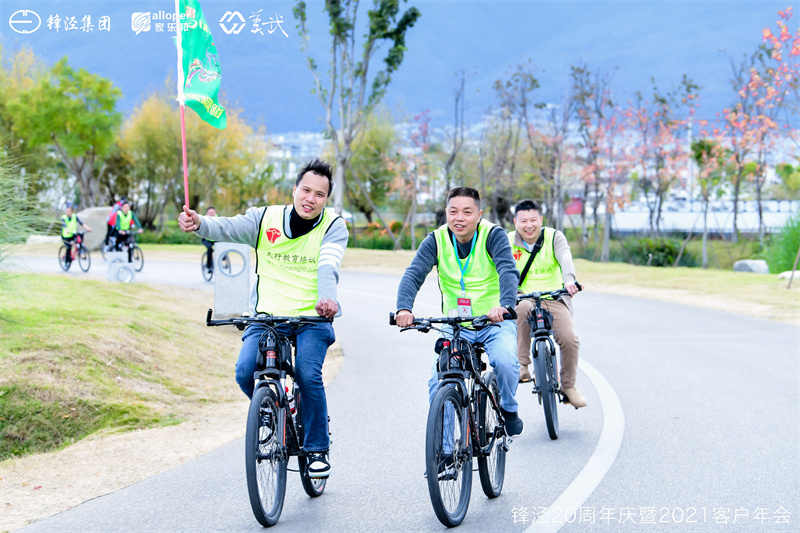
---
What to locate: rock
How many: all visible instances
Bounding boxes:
[76,207,112,250]
[733,259,770,274]
[777,271,796,280]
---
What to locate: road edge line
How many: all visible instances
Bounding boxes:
[525,358,625,532]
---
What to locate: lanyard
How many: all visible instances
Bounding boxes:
[452,231,477,295]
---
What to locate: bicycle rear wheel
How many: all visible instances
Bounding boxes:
[201,252,213,281]
[245,386,287,527]
[478,372,505,498]
[534,341,559,440]
[131,245,144,272]
[78,245,91,272]
[426,385,471,527]
[58,245,70,271]
[296,390,326,497]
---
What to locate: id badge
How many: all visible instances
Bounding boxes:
[457,297,472,317]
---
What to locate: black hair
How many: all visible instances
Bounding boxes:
[446,187,481,207]
[513,199,541,216]
[205,206,216,213]
[121,200,131,207]
[296,158,334,196]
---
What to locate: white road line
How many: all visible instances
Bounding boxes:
[526,358,625,532]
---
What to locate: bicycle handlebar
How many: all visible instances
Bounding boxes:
[206,308,333,330]
[389,308,516,331]
[516,281,583,303]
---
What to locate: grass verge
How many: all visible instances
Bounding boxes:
[0,274,242,460]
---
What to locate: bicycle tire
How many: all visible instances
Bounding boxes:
[100,244,107,261]
[131,245,144,272]
[78,245,91,272]
[245,386,288,527]
[426,385,471,527]
[296,389,326,497]
[58,245,70,271]
[201,252,213,282]
[221,255,232,275]
[535,341,559,440]
[477,372,505,498]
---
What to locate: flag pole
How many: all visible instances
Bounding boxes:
[175,0,190,209]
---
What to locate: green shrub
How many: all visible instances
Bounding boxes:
[138,219,200,245]
[763,211,800,273]
[622,237,696,267]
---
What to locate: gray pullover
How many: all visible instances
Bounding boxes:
[195,206,348,316]
[396,223,519,313]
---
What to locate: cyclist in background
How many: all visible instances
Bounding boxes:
[201,206,217,271]
[394,187,524,437]
[114,200,143,260]
[104,196,127,249]
[61,202,92,267]
[509,199,586,408]
[178,158,347,479]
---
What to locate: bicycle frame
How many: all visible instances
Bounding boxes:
[206,309,332,459]
[391,313,510,456]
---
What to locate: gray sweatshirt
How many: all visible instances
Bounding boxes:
[396,223,519,313]
[195,206,348,315]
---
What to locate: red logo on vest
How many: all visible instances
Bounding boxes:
[265,228,282,243]
[513,250,523,261]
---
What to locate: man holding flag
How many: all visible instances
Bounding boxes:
[178,159,348,478]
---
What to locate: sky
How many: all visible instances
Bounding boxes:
[1,0,795,134]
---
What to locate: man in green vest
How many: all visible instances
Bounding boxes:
[510,199,586,408]
[61,202,92,266]
[114,200,144,261]
[178,158,347,478]
[394,187,524,436]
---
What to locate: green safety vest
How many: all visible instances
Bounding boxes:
[434,220,501,316]
[118,211,133,231]
[61,214,78,238]
[255,206,337,316]
[508,227,563,293]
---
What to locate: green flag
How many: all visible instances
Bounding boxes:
[178,0,227,129]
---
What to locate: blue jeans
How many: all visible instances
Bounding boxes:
[237,321,335,452]
[427,320,520,413]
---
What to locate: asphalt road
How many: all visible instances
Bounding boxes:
[10,256,800,532]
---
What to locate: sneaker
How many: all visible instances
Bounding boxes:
[306,451,331,478]
[561,386,588,408]
[501,408,524,437]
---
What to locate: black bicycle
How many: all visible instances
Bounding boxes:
[58,232,91,272]
[517,282,582,440]
[115,231,144,272]
[390,311,514,527]
[201,248,230,282]
[206,309,333,527]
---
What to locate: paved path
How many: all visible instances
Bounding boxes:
[10,258,799,532]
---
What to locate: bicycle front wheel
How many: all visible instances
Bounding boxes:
[295,390,326,497]
[78,245,91,272]
[58,245,70,271]
[131,245,144,272]
[534,341,559,440]
[478,372,505,498]
[245,386,288,527]
[201,252,212,281]
[426,385,471,527]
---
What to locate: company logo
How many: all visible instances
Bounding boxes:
[131,12,151,34]
[513,250,523,261]
[265,228,282,243]
[219,11,245,34]
[9,9,41,34]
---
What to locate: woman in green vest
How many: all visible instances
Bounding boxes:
[394,187,524,437]
[509,199,587,408]
[61,202,92,265]
[178,158,348,479]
